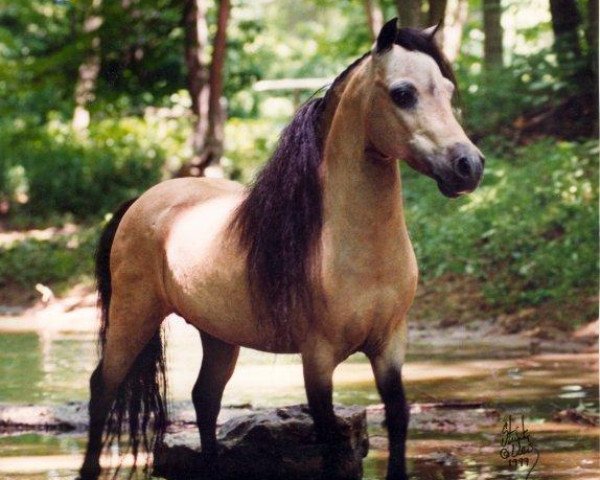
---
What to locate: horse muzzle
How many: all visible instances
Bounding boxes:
[433,143,485,198]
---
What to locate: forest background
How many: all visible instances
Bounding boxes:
[0,0,597,332]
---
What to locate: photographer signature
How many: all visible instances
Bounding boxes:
[499,414,539,478]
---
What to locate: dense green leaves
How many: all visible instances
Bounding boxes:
[0,1,597,326]
[0,227,97,288]
[0,115,181,218]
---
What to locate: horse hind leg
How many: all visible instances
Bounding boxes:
[192,331,240,458]
[79,292,167,480]
[79,362,112,480]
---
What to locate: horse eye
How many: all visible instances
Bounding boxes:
[390,84,417,109]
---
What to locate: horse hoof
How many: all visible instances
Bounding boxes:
[386,473,408,480]
[77,474,100,480]
[195,450,219,474]
[78,464,101,480]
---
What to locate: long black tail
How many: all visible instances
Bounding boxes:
[94,198,168,477]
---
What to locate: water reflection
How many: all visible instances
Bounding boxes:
[1,432,597,479]
[2,320,596,411]
[0,332,96,404]
[0,334,45,403]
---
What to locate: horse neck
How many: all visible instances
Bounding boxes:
[320,63,408,257]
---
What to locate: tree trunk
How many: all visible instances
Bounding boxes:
[180,0,230,178]
[549,0,582,60]
[364,0,384,41]
[72,0,103,133]
[397,0,422,28]
[183,0,210,174]
[442,0,468,62]
[483,0,503,69]
[427,0,448,48]
[428,0,448,24]
[197,0,230,177]
[587,0,598,75]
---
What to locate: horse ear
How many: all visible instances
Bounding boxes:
[423,20,443,41]
[376,18,398,53]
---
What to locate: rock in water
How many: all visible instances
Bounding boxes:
[154,404,369,480]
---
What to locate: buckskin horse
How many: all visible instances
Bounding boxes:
[79,18,484,480]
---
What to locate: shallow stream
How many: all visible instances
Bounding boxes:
[0,317,597,479]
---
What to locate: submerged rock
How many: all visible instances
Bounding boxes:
[0,402,87,433]
[154,404,369,480]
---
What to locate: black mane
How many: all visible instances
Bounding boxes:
[230,28,456,342]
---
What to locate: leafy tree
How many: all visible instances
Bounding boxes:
[183,0,210,173]
[199,0,231,175]
[428,0,447,26]
[586,0,598,75]
[442,0,468,61]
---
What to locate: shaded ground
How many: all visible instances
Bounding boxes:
[410,273,599,337]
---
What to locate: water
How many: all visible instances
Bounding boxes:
[0,317,598,479]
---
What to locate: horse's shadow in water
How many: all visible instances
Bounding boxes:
[78,17,484,480]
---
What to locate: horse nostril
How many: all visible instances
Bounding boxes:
[456,156,471,178]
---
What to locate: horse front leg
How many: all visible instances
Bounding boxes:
[302,346,340,443]
[368,333,410,480]
[302,344,359,479]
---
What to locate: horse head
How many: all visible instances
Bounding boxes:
[366,18,485,198]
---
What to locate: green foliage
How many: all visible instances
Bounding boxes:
[455,0,597,138]
[404,139,598,312]
[0,226,97,290]
[0,0,597,327]
[97,0,185,110]
[224,117,282,182]
[0,114,189,219]
[457,47,594,136]
[0,1,79,119]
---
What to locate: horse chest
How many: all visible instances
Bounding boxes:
[322,245,418,338]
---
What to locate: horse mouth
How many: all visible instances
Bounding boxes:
[406,149,484,198]
[434,176,466,198]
